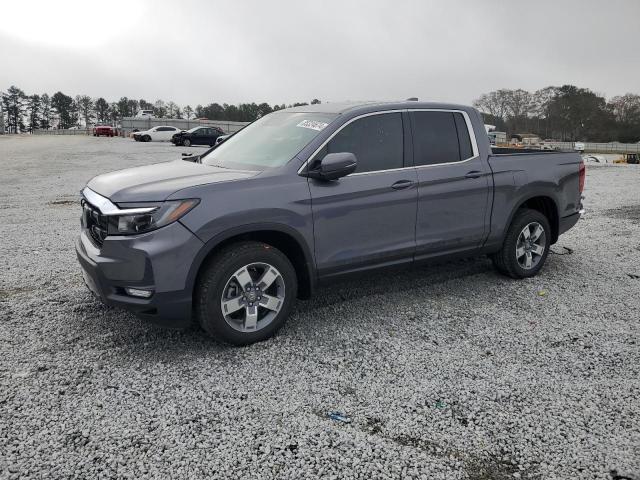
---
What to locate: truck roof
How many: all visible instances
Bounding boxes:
[285,101,475,115]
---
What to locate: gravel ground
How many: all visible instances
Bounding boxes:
[1,135,639,479]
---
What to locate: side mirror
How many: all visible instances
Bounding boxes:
[305,152,357,181]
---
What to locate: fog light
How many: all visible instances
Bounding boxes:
[125,287,153,298]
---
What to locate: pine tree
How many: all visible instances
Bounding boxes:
[40,93,52,130]
[51,91,74,129]
[2,86,26,133]
[27,94,41,132]
[94,98,109,124]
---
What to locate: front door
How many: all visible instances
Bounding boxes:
[408,110,490,259]
[307,112,418,278]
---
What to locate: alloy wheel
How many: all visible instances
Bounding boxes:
[516,222,546,269]
[220,262,285,332]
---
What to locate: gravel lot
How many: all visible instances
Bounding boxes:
[1,135,639,479]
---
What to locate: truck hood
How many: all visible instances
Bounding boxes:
[87,159,258,202]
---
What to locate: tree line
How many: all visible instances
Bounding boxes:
[473,85,640,143]
[0,85,321,133]
[4,83,639,142]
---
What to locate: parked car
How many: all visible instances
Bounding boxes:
[574,142,585,152]
[133,126,182,142]
[77,101,584,345]
[136,110,154,118]
[93,125,115,137]
[171,126,225,147]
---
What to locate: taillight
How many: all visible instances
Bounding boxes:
[578,160,585,193]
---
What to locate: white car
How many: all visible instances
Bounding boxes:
[133,126,181,142]
[136,110,155,118]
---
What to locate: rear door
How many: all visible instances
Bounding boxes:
[156,126,174,141]
[211,127,224,144]
[189,128,204,145]
[307,111,418,278]
[409,110,491,259]
[204,128,217,146]
[166,126,179,140]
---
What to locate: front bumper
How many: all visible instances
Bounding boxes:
[76,221,204,328]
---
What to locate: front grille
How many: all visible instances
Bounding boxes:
[82,199,108,247]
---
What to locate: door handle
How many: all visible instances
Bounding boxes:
[465,171,482,179]
[391,179,415,190]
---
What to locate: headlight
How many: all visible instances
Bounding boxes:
[107,199,199,235]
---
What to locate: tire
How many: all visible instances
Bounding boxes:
[491,208,551,279]
[183,138,191,147]
[195,241,297,345]
[143,135,151,142]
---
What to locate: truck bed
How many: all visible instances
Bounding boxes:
[485,149,583,246]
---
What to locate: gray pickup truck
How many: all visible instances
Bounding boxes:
[77,101,585,345]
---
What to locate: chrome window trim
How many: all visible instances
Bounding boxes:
[350,165,416,176]
[81,187,158,216]
[298,108,480,176]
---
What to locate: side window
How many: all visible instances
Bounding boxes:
[410,111,461,166]
[454,113,474,160]
[320,113,404,174]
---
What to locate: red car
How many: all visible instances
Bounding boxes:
[93,125,115,137]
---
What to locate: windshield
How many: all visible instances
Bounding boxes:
[201,112,338,170]
[187,126,202,133]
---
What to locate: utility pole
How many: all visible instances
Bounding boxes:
[0,92,4,134]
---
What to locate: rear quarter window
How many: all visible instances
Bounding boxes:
[453,113,474,160]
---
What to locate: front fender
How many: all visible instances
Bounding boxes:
[181,221,316,296]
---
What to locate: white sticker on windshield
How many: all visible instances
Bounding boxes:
[296,120,329,131]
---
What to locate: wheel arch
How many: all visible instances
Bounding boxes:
[507,195,560,244]
[187,223,316,302]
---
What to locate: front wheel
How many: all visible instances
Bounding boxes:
[182,138,191,147]
[143,135,151,142]
[195,241,297,345]
[491,208,551,279]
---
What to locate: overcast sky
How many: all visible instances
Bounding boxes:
[1,0,639,107]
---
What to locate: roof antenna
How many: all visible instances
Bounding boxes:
[406,97,418,101]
